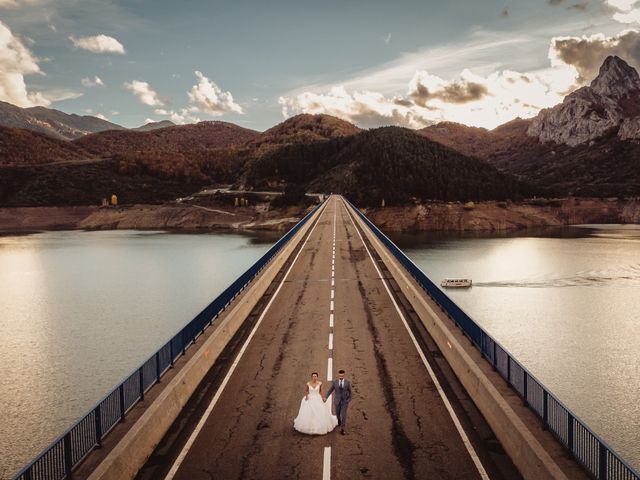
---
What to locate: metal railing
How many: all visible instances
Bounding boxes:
[11,200,325,480]
[346,198,639,480]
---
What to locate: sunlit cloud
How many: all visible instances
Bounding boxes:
[0,19,48,107]
[187,70,243,115]
[281,63,576,130]
[123,80,163,106]
[606,0,640,24]
[70,34,125,54]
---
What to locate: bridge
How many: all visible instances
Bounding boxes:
[11,196,639,480]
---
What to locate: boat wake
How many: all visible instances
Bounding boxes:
[474,264,640,288]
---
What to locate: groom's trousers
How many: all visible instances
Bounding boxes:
[335,400,349,430]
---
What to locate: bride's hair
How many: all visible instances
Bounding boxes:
[311,372,318,376]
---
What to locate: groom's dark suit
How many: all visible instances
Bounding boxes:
[325,378,352,432]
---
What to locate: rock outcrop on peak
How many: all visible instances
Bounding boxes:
[528,56,640,146]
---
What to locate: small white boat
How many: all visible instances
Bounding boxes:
[441,278,472,288]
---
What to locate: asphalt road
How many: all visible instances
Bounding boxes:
[137,196,518,480]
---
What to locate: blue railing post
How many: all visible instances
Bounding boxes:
[599,443,607,480]
[155,351,161,383]
[170,340,175,368]
[95,404,103,446]
[542,391,548,430]
[568,413,574,451]
[63,432,73,477]
[492,341,497,370]
[119,384,125,421]
[139,367,145,401]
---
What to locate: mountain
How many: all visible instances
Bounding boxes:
[0,126,95,166]
[417,57,640,197]
[245,126,536,205]
[220,114,363,185]
[528,56,640,146]
[0,101,124,140]
[134,120,176,131]
[250,114,361,147]
[75,120,259,156]
[416,119,535,160]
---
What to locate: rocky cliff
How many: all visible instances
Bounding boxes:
[528,56,640,146]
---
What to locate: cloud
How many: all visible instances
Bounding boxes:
[152,107,199,124]
[606,0,637,11]
[279,87,427,128]
[0,19,48,107]
[94,113,108,120]
[41,89,83,102]
[606,0,640,24]
[408,70,490,106]
[280,65,573,130]
[123,80,163,106]
[187,70,243,115]
[169,108,200,124]
[613,9,640,22]
[81,75,104,87]
[550,29,640,83]
[384,33,392,45]
[70,34,125,54]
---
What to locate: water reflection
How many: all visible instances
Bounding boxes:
[0,230,277,477]
[389,225,640,470]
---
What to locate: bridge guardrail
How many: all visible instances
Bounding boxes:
[346,198,639,480]
[11,200,325,480]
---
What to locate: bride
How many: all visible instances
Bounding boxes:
[294,372,338,435]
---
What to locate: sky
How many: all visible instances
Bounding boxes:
[1,0,640,131]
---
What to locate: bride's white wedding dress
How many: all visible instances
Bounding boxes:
[294,382,338,435]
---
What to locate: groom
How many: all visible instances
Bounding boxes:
[324,369,352,435]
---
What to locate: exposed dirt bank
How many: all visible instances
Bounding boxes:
[362,198,640,232]
[0,198,638,234]
[0,203,309,233]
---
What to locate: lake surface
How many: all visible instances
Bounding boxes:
[0,230,279,478]
[1,226,638,477]
[389,225,640,471]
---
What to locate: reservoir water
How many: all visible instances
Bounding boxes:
[1,225,638,476]
[0,230,279,478]
[390,224,640,471]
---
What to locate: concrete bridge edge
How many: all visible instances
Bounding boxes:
[345,200,570,480]
[86,202,327,480]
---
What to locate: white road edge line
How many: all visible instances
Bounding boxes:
[331,290,334,300]
[330,300,334,311]
[327,357,333,380]
[323,446,331,480]
[329,313,334,328]
[163,200,329,480]
[341,198,491,480]
[329,333,333,350]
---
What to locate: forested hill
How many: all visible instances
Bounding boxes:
[245,126,539,206]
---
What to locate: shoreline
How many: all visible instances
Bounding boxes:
[0,198,639,235]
